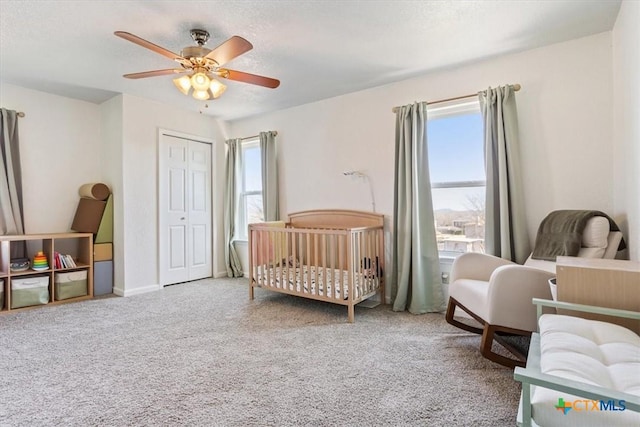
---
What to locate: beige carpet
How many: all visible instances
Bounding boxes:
[0,278,521,426]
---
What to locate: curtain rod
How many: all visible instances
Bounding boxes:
[0,109,25,117]
[240,131,277,141]
[391,84,521,113]
[3,111,26,117]
[224,131,278,143]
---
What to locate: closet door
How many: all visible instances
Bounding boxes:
[186,140,212,281]
[159,133,212,286]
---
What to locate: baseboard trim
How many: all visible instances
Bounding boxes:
[113,284,162,297]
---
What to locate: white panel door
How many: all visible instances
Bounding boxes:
[187,140,212,281]
[159,134,212,286]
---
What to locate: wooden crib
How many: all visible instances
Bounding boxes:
[248,209,384,322]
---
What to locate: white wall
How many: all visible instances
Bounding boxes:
[0,83,103,233]
[613,0,640,261]
[229,32,616,285]
[100,95,125,290]
[119,94,226,295]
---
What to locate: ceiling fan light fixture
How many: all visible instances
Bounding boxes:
[191,71,211,91]
[192,89,211,101]
[173,75,191,95]
[209,79,227,99]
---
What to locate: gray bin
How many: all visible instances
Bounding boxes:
[94,261,113,296]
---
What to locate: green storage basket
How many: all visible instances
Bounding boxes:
[11,276,49,309]
[55,270,88,300]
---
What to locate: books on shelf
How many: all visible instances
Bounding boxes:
[54,252,77,269]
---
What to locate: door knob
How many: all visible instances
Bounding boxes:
[180,217,185,220]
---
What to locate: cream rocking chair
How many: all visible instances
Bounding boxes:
[445,215,624,368]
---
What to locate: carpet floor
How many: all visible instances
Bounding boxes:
[0,278,521,426]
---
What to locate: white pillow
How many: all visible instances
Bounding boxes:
[582,216,609,248]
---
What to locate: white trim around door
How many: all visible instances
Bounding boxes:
[158,129,215,287]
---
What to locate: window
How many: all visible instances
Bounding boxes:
[237,140,264,239]
[427,100,485,257]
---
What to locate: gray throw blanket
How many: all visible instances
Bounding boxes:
[531,210,626,261]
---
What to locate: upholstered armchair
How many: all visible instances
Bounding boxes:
[445,214,624,368]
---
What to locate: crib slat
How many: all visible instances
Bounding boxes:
[349,232,355,301]
[357,231,361,296]
[322,234,327,297]
[290,231,298,291]
[342,234,347,295]
[378,228,384,299]
[298,231,303,293]
[292,230,297,292]
[281,229,287,290]
[306,233,312,295]
[266,231,275,286]
[364,230,369,293]
[361,230,366,294]
[358,231,364,297]
[314,233,319,296]
[366,230,370,293]
[297,231,303,292]
[254,229,258,283]
[298,231,302,290]
[249,227,255,299]
[347,230,354,322]
[371,229,376,293]
[337,235,342,299]
[267,229,272,288]
[370,230,375,293]
[254,230,264,286]
[262,229,267,284]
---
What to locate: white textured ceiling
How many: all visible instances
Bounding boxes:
[0,1,621,121]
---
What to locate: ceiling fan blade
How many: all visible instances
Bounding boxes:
[123,69,188,79]
[222,69,280,89]
[205,36,253,66]
[115,31,182,61]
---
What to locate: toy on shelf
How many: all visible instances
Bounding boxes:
[9,258,30,272]
[32,251,49,271]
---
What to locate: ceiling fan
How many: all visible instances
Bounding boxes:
[115,29,280,101]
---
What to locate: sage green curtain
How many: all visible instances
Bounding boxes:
[0,108,25,258]
[392,102,445,314]
[259,131,279,221]
[479,86,530,264]
[223,138,243,277]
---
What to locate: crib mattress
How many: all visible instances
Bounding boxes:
[256,265,377,300]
